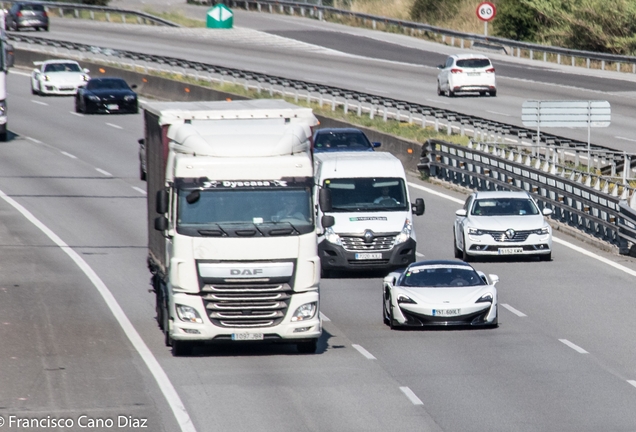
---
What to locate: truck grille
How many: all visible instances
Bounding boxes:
[480,230,532,242]
[341,235,396,251]
[201,283,292,328]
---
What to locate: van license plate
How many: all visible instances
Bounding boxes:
[355,253,382,260]
[232,333,264,341]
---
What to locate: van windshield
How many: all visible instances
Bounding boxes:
[324,178,408,212]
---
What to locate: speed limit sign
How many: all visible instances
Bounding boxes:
[476,2,496,21]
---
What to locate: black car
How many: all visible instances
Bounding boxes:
[5,2,49,32]
[75,77,138,114]
[312,127,380,153]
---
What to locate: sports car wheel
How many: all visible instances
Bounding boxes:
[383,289,391,326]
[461,234,472,262]
[490,90,497,97]
[437,82,442,96]
[75,97,83,113]
[453,229,462,259]
[387,295,400,330]
[31,85,37,95]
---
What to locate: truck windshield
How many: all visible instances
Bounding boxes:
[324,177,408,212]
[177,187,313,230]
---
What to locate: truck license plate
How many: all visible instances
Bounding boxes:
[232,333,264,341]
[355,253,382,260]
[498,247,523,255]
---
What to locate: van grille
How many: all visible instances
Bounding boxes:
[341,235,396,251]
[201,283,292,328]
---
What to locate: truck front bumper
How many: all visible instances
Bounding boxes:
[319,237,416,272]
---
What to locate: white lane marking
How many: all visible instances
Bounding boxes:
[615,136,636,143]
[559,339,588,354]
[410,182,636,279]
[628,380,636,389]
[0,188,197,432]
[486,110,513,117]
[31,100,48,106]
[501,303,527,317]
[26,136,43,144]
[319,312,331,322]
[400,387,424,405]
[60,151,77,159]
[352,344,376,360]
[365,88,389,94]
[425,98,450,105]
[95,168,112,177]
[132,186,147,195]
[70,111,84,117]
[106,123,123,130]
[416,251,425,257]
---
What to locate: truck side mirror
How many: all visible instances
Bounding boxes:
[412,198,425,216]
[156,189,169,214]
[319,188,332,212]
[154,216,168,231]
[321,215,335,228]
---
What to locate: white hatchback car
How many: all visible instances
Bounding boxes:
[453,191,553,261]
[437,54,496,97]
[31,59,90,96]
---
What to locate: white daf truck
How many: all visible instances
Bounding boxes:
[0,29,15,141]
[314,152,425,277]
[143,99,332,356]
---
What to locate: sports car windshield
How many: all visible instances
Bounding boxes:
[44,63,81,73]
[401,265,486,287]
[323,177,408,212]
[87,79,130,90]
[471,198,539,216]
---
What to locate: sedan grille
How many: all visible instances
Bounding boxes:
[341,235,396,251]
[480,230,533,242]
[201,283,292,328]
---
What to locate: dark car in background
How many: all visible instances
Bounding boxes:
[5,2,49,32]
[313,128,380,153]
[75,77,138,114]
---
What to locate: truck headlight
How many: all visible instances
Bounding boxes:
[394,218,413,245]
[291,302,317,322]
[324,227,342,246]
[176,304,203,324]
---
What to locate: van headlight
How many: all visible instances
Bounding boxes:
[394,219,413,245]
[324,227,342,246]
[291,302,317,322]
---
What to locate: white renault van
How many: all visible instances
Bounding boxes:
[314,152,425,277]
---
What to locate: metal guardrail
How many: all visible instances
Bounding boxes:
[9,34,636,251]
[419,139,636,253]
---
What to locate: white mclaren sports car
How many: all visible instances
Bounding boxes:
[31,59,90,96]
[454,191,553,261]
[383,260,499,329]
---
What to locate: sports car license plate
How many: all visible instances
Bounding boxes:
[355,253,382,260]
[106,104,119,110]
[498,247,523,255]
[432,309,461,316]
[231,333,264,341]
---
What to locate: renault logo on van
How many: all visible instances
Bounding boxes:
[363,230,375,244]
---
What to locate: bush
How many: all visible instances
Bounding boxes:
[410,0,463,23]
[493,0,540,42]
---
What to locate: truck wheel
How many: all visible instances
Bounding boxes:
[320,268,331,279]
[0,132,7,142]
[297,339,318,354]
[172,340,194,357]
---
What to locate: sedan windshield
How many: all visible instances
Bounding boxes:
[471,198,539,216]
[324,177,408,212]
[401,265,486,287]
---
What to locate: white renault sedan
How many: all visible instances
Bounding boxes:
[31,59,90,96]
[383,260,499,329]
[454,191,553,261]
[437,53,496,97]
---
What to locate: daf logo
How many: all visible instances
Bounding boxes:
[363,230,375,244]
[505,229,516,239]
[230,269,263,276]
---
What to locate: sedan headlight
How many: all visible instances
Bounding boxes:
[397,294,417,304]
[467,227,484,236]
[176,304,203,324]
[324,227,342,246]
[291,302,317,322]
[476,293,493,303]
[394,218,413,245]
[124,95,136,102]
[533,226,550,235]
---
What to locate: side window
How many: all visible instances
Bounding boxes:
[445,57,454,68]
[463,196,473,212]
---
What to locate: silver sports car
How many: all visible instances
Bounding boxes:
[383,260,499,329]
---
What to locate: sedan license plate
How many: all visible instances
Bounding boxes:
[498,247,523,255]
[106,104,119,110]
[432,308,461,317]
[467,72,481,76]
[231,333,264,341]
[355,253,382,260]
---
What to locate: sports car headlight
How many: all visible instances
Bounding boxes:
[533,227,550,235]
[397,294,417,304]
[291,302,317,322]
[43,75,50,82]
[324,227,342,246]
[124,95,136,102]
[394,219,413,245]
[0,101,6,116]
[476,293,493,303]
[82,75,90,82]
[176,304,203,324]
[467,227,484,236]
[87,95,100,102]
